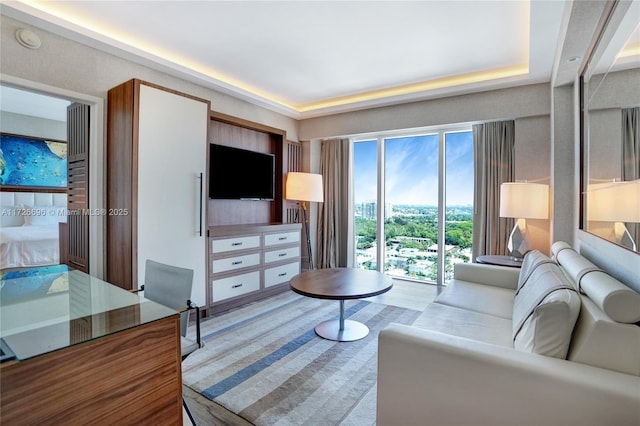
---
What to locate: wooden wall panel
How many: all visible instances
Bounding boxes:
[208,119,284,226]
[66,102,90,272]
[106,80,136,288]
[285,141,302,223]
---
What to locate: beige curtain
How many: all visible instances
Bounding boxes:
[317,138,350,268]
[622,107,639,247]
[472,120,515,259]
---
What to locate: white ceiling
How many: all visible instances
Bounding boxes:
[0,0,581,118]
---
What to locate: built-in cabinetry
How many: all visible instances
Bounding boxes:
[107,84,301,314]
[208,223,301,313]
[106,79,210,307]
[206,113,303,314]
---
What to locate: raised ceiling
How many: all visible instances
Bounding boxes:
[3,1,571,118]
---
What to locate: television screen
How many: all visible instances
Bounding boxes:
[209,144,275,200]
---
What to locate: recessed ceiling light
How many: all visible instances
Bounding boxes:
[567,56,581,63]
[15,28,41,49]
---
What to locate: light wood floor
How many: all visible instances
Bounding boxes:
[182,278,440,425]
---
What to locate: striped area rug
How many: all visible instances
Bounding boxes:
[182,290,420,425]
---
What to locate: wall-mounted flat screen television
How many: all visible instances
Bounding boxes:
[209,144,275,200]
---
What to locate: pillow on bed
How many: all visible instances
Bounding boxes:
[22,206,67,226]
[0,205,25,227]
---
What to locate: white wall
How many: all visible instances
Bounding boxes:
[298,83,550,141]
[551,84,577,247]
[0,15,299,141]
[0,111,66,141]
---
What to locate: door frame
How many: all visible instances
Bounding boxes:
[1,74,105,277]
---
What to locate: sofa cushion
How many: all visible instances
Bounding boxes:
[454,262,520,289]
[553,242,640,323]
[434,280,515,319]
[517,250,556,293]
[512,262,581,359]
[413,302,513,347]
[579,272,640,323]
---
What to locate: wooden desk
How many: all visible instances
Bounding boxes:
[0,266,183,424]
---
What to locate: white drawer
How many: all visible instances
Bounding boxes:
[264,262,300,288]
[211,253,260,274]
[264,231,300,247]
[211,235,260,253]
[212,271,260,302]
[264,245,300,264]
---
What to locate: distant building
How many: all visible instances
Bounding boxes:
[427,244,454,253]
[397,236,430,245]
[363,202,376,219]
[361,201,393,219]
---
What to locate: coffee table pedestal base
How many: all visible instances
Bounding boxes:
[315,319,369,342]
[315,299,369,342]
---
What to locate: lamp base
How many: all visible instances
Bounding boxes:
[507,218,529,261]
[301,202,314,270]
[614,222,637,252]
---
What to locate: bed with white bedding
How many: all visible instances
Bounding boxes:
[1,192,67,270]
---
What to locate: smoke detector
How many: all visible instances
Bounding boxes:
[15,28,41,49]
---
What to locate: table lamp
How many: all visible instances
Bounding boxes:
[286,172,324,270]
[499,182,549,260]
[587,179,640,250]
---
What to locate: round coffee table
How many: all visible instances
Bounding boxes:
[289,268,393,342]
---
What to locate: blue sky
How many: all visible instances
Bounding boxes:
[354,131,474,206]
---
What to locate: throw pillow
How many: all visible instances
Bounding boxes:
[0,205,24,227]
[22,206,67,226]
[512,262,581,359]
[516,250,556,294]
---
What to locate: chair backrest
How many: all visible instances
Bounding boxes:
[144,259,194,337]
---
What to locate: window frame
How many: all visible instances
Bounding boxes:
[350,124,473,286]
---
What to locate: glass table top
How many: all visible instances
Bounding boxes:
[0,265,178,361]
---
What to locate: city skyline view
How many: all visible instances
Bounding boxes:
[353,131,475,283]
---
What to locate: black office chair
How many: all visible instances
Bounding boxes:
[140,259,203,425]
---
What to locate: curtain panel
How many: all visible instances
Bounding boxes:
[317,138,350,268]
[472,120,515,259]
[622,107,640,247]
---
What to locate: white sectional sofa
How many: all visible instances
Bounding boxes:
[377,241,640,426]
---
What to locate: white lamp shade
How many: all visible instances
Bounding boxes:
[285,172,324,202]
[587,179,640,222]
[499,182,549,219]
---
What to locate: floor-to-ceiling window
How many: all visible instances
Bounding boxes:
[384,134,440,281]
[444,131,474,280]
[353,128,473,285]
[354,140,379,270]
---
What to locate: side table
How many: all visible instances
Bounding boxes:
[476,255,522,268]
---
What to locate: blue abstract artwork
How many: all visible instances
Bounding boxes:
[0,134,67,188]
[1,264,69,305]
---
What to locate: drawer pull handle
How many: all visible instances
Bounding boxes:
[232,283,243,289]
[278,272,287,277]
[278,253,287,257]
[278,237,287,240]
[232,260,243,265]
[232,242,243,246]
